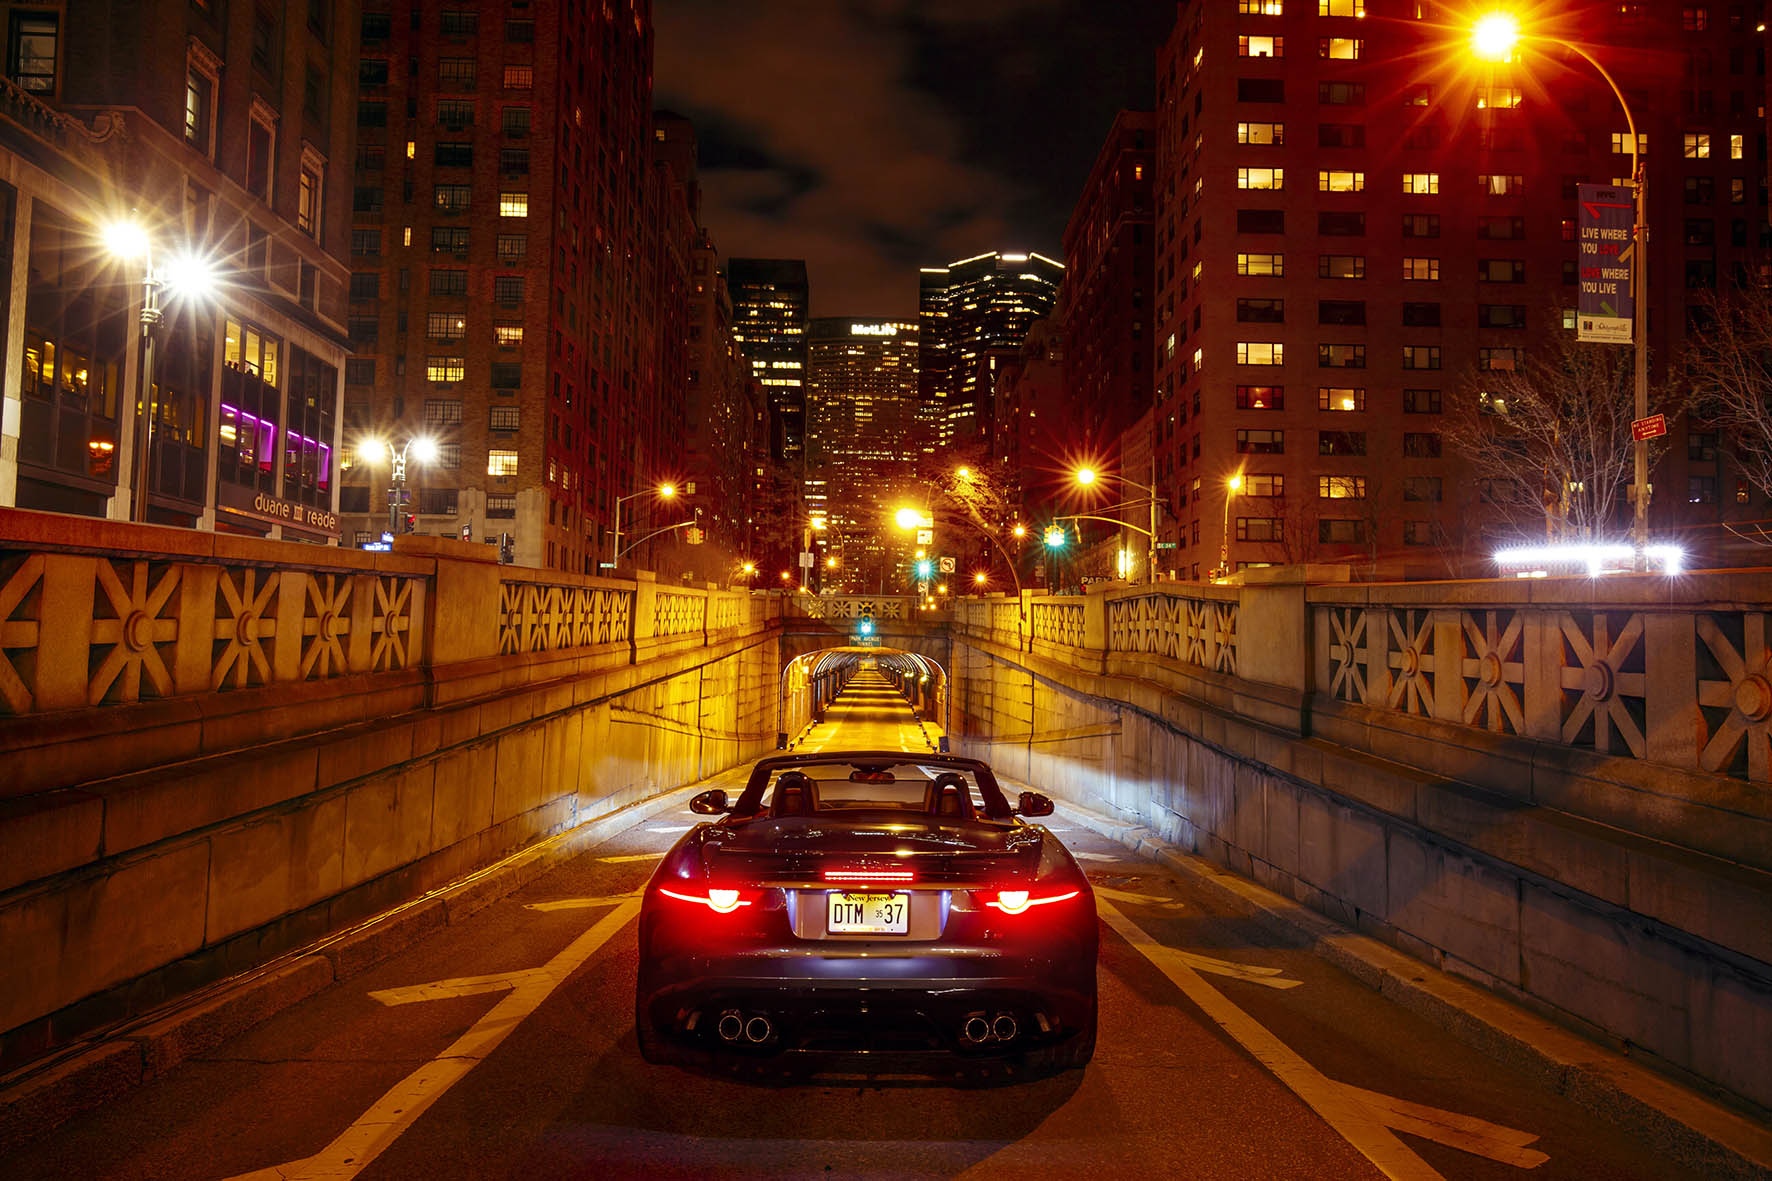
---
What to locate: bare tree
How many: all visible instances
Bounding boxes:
[1444,318,1676,542]
[1686,289,1772,502]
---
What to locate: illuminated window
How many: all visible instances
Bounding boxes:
[502,64,533,89]
[1243,474,1282,497]
[499,192,528,218]
[1684,132,1711,158]
[1402,257,1439,281]
[425,312,466,341]
[1319,37,1361,59]
[434,184,471,213]
[1610,132,1648,155]
[426,355,465,382]
[1236,252,1283,276]
[1402,346,1441,370]
[1319,475,1367,498]
[1478,173,1523,196]
[1319,0,1364,13]
[1318,254,1365,279]
[1133,163,1144,180]
[1319,387,1364,411]
[488,450,518,477]
[1236,385,1283,409]
[1318,169,1364,192]
[1402,172,1438,195]
[494,321,523,347]
[1237,121,1284,145]
[1239,35,1284,57]
[1475,86,1522,109]
[1238,0,1282,12]
[1238,167,1284,190]
[1236,342,1284,365]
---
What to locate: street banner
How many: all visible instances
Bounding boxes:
[1577,184,1634,343]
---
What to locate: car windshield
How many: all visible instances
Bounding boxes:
[753,762,994,819]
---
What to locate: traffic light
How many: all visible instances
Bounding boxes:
[915,558,934,579]
[498,532,515,564]
[1043,526,1068,549]
[857,617,874,638]
[403,513,416,533]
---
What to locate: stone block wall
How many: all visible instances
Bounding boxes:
[951,595,1772,1111]
[0,512,782,1069]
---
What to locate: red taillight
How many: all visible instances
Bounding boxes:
[823,869,915,883]
[984,888,1081,914]
[658,886,753,913]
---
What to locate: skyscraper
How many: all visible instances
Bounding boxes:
[341,0,666,573]
[805,317,919,590]
[917,251,1064,455]
[727,258,810,472]
[1060,110,1156,462]
[1151,0,1769,579]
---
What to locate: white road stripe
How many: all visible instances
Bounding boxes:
[368,968,549,1007]
[1097,896,1546,1177]
[524,892,642,913]
[230,898,641,1181]
[646,825,693,833]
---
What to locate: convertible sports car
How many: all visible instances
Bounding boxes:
[634,752,1097,1074]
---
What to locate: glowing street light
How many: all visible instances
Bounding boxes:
[1213,470,1244,581]
[103,217,223,523]
[1074,467,1098,487]
[1071,464,1159,584]
[1012,523,1026,539]
[893,506,932,531]
[611,482,678,569]
[974,571,988,587]
[1463,11,1654,566]
[1470,12,1520,61]
[355,436,441,534]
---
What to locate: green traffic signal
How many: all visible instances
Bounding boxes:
[915,559,934,578]
[1043,527,1067,548]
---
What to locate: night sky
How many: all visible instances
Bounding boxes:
[654,1,1180,318]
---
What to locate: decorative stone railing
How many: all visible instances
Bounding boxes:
[0,511,770,796]
[950,570,1772,870]
[781,594,940,623]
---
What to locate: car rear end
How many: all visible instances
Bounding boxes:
[635,815,1097,1071]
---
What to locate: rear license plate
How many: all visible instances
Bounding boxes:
[827,891,909,935]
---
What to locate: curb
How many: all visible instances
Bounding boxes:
[0,779,703,1153]
[1050,795,1772,1181]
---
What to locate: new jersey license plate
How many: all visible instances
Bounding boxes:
[827,891,909,935]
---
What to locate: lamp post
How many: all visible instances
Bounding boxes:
[1472,13,1652,567]
[611,482,674,570]
[1072,467,1159,585]
[357,436,440,534]
[102,220,219,524]
[1213,472,1243,581]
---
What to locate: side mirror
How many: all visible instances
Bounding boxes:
[689,788,730,815]
[1015,791,1055,818]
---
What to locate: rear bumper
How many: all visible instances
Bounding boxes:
[638,943,1096,1060]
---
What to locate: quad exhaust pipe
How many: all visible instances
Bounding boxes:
[960,1012,1020,1044]
[715,1009,774,1044]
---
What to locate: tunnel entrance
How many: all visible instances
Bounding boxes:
[777,645,951,751]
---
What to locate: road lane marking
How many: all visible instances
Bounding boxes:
[368,968,550,1006]
[596,852,666,863]
[1090,885,1184,909]
[647,825,692,833]
[1347,1085,1550,1170]
[1097,896,1546,1177]
[524,892,641,913]
[1073,851,1123,862]
[230,897,641,1181]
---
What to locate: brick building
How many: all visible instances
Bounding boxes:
[1151,0,1771,579]
[0,0,356,540]
[340,0,672,572]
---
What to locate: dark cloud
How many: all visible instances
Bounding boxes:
[654,0,1175,317]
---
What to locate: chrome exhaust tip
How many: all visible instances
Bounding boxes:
[962,1015,991,1044]
[717,1010,744,1042]
[744,1015,773,1043]
[992,1013,1018,1042]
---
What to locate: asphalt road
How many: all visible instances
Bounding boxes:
[10,673,1707,1180]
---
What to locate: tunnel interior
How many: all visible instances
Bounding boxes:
[777,646,951,750]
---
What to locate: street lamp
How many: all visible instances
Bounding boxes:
[1213,472,1243,582]
[1070,466,1159,585]
[611,482,675,570]
[103,218,220,524]
[356,436,440,535]
[1470,12,1653,566]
